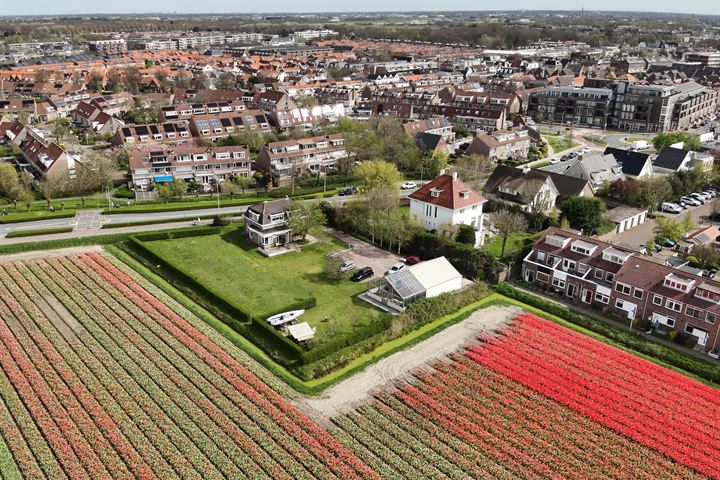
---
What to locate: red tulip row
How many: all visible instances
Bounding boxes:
[81,252,378,480]
[467,312,720,480]
[331,339,704,479]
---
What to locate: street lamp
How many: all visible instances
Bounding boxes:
[214,173,220,215]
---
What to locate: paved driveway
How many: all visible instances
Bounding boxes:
[326,228,402,280]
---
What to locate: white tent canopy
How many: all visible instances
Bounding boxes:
[288,322,316,342]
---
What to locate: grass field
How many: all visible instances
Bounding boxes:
[545,134,579,153]
[140,226,382,345]
[483,232,540,258]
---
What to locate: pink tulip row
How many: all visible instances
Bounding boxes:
[81,253,378,480]
[467,312,720,480]
[61,256,325,479]
[7,261,188,480]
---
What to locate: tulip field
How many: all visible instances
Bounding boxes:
[0,252,376,480]
[332,312,720,480]
[0,249,718,480]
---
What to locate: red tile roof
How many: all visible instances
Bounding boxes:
[409,173,485,210]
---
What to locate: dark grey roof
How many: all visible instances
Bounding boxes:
[246,199,291,226]
[603,147,651,177]
[653,147,690,171]
[414,132,443,154]
[484,164,590,203]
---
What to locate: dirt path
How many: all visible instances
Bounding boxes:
[296,305,521,424]
[0,246,103,264]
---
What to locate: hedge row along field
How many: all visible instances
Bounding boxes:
[332,312,719,480]
[0,253,376,479]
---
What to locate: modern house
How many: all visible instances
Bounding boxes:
[522,227,720,352]
[244,199,293,255]
[408,172,486,246]
[652,146,714,174]
[366,256,463,312]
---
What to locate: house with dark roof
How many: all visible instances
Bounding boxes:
[653,146,714,174]
[562,151,626,191]
[244,199,293,253]
[484,164,593,213]
[408,171,486,246]
[71,101,124,134]
[603,147,653,178]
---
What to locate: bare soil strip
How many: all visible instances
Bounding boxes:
[296,305,521,424]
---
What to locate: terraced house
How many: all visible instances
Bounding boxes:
[523,228,720,351]
[128,145,251,189]
[255,134,348,184]
[188,110,271,141]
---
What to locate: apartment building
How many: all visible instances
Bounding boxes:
[527,85,614,128]
[255,134,347,183]
[113,121,191,146]
[159,100,246,122]
[188,110,271,141]
[522,228,720,351]
[128,145,252,189]
[88,39,128,55]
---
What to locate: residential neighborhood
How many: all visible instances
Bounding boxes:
[0,5,719,480]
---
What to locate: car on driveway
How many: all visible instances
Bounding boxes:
[567,152,578,159]
[549,157,560,164]
[338,187,357,196]
[401,181,418,190]
[681,196,701,207]
[340,260,356,272]
[691,193,709,204]
[350,267,374,282]
[404,255,421,265]
[385,261,406,276]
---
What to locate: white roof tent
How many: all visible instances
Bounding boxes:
[376,257,463,308]
[288,322,316,342]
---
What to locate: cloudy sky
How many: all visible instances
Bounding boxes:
[0,0,717,16]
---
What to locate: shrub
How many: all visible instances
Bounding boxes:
[5,227,74,238]
[211,215,232,227]
[114,185,135,199]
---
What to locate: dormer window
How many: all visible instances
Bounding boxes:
[663,274,694,292]
[430,188,443,198]
[460,190,470,199]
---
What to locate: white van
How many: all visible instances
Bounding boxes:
[661,202,682,214]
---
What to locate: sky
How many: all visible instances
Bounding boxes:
[0,0,717,16]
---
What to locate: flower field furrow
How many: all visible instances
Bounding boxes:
[8,263,182,480]
[508,319,720,433]
[82,252,376,480]
[35,260,245,480]
[59,257,313,480]
[327,427,397,478]
[0,271,152,480]
[0,424,22,480]
[22,260,210,480]
[87,253,380,478]
[102,252,293,397]
[467,312,720,480]
[373,394,514,479]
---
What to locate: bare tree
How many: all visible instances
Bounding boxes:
[455,154,492,186]
[491,208,529,257]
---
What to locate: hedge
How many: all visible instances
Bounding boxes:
[0,211,75,224]
[5,227,74,238]
[496,283,720,384]
[102,214,219,229]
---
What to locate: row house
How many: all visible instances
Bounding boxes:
[255,134,348,184]
[113,121,191,146]
[188,110,271,141]
[419,104,506,133]
[465,129,531,161]
[158,99,246,122]
[523,228,720,352]
[402,117,455,142]
[72,101,124,134]
[128,145,252,189]
[2,121,81,180]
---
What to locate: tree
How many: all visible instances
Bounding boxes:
[51,118,70,143]
[231,175,252,194]
[37,173,67,208]
[692,244,720,269]
[654,216,686,243]
[608,179,641,204]
[287,201,326,242]
[215,72,236,91]
[455,154,492,186]
[354,160,402,191]
[559,197,606,235]
[491,208,528,257]
[653,132,702,152]
[455,224,477,245]
[17,188,34,212]
[0,164,20,199]
[645,238,656,257]
[638,176,672,211]
[324,256,345,282]
[681,211,695,232]
[334,155,355,186]
[122,66,143,94]
[295,95,318,108]
[87,72,104,91]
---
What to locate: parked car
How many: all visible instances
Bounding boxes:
[580,147,591,154]
[661,202,682,214]
[560,155,569,162]
[350,267,374,282]
[691,192,709,203]
[680,196,701,207]
[340,260,356,272]
[655,236,676,248]
[401,181,418,190]
[385,261,406,276]
[338,187,357,196]
[567,152,578,159]
[703,190,717,198]
[549,157,560,164]
[404,255,421,265]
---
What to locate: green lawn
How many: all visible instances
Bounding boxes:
[545,134,579,153]
[140,226,382,345]
[583,134,608,147]
[483,232,541,258]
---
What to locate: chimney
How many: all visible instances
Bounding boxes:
[439,168,446,176]
[452,171,458,181]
